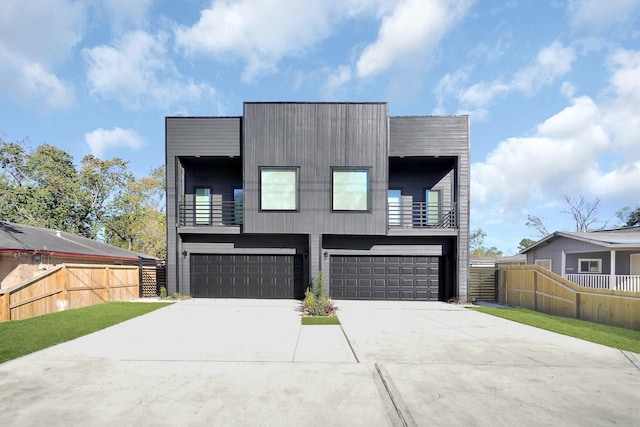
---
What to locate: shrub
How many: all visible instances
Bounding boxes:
[159,286,167,299]
[303,272,337,317]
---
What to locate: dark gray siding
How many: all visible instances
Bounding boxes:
[166,117,242,293]
[389,116,470,299]
[166,117,241,157]
[242,103,388,236]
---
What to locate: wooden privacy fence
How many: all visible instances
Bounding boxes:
[0,264,140,322]
[468,266,496,301]
[497,264,640,331]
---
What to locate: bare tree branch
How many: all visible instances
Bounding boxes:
[525,215,549,237]
[561,195,601,232]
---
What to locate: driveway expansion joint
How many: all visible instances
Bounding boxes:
[621,350,640,371]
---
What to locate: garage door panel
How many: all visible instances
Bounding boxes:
[330,255,440,301]
[190,254,302,299]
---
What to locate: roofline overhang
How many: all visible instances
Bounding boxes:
[521,231,640,254]
[0,248,140,262]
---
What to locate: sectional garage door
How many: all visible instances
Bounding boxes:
[330,255,440,301]
[190,254,303,299]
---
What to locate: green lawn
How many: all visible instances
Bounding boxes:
[0,302,172,363]
[470,306,640,353]
[302,316,341,325]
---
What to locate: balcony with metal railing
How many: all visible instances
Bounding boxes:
[179,200,243,228]
[388,202,457,230]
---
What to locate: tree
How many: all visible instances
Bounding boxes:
[103,167,166,259]
[0,135,166,258]
[518,238,537,252]
[616,206,640,227]
[525,215,549,237]
[561,195,603,232]
[469,228,504,258]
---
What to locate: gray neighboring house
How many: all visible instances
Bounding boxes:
[521,227,640,290]
[166,102,470,301]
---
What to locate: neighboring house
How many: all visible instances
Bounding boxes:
[166,102,469,301]
[0,221,158,289]
[521,227,640,291]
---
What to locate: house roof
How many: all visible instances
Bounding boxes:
[521,227,640,253]
[0,221,158,261]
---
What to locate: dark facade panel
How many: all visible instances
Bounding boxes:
[242,103,389,236]
[166,117,241,157]
[389,116,469,157]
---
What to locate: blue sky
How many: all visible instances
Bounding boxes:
[1,0,639,254]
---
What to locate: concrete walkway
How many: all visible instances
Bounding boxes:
[0,299,639,426]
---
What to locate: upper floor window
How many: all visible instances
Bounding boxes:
[195,187,211,225]
[578,258,602,273]
[425,189,441,226]
[260,167,298,211]
[332,168,370,211]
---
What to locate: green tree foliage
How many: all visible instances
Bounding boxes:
[518,238,537,252]
[103,166,166,259]
[0,136,166,258]
[616,206,640,227]
[470,228,504,258]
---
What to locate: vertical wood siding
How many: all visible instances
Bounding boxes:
[242,103,389,235]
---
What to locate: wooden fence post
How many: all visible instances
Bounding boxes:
[0,292,9,322]
[533,270,537,311]
[106,267,111,302]
[575,292,581,320]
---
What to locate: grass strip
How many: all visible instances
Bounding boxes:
[470,306,640,353]
[302,316,340,325]
[0,302,172,363]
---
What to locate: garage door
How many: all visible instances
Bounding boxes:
[330,255,440,301]
[190,254,303,299]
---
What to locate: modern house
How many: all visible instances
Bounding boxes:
[521,227,640,291]
[166,102,469,301]
[0,221,159,289]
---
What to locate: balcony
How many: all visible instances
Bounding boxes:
[566,274,640,292]
[179,200,243,227]
[388,202,457,229]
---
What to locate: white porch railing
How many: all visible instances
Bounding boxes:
[616,275,640,292]
[566,274,640,292]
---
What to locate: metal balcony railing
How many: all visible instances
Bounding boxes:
[179,200,243,226]
[388,202,457,229]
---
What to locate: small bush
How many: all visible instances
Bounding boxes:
[159,286,167,299]
[303,272,337,317]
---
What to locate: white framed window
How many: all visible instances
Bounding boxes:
[332,168,370,211]
[260,167,298,211]
[578,258,602,273]
[535,259,552,271]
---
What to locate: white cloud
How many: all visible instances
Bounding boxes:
[321,66,353,99]
[101,0,153,30]
[568,0,640,32]
[0,0,85,109]
[438,41,576,117]
[472,96,607,211]
[601,49,640,159]
[472,48,640,219]
[84,31,215,110]
[175,0,347,83]
[85,127,146,158]
[356,0,474,78]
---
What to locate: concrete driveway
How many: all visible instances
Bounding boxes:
[0,299,639,426]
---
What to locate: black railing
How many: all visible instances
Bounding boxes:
[388,202,457,228]
[179,200,243,226]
